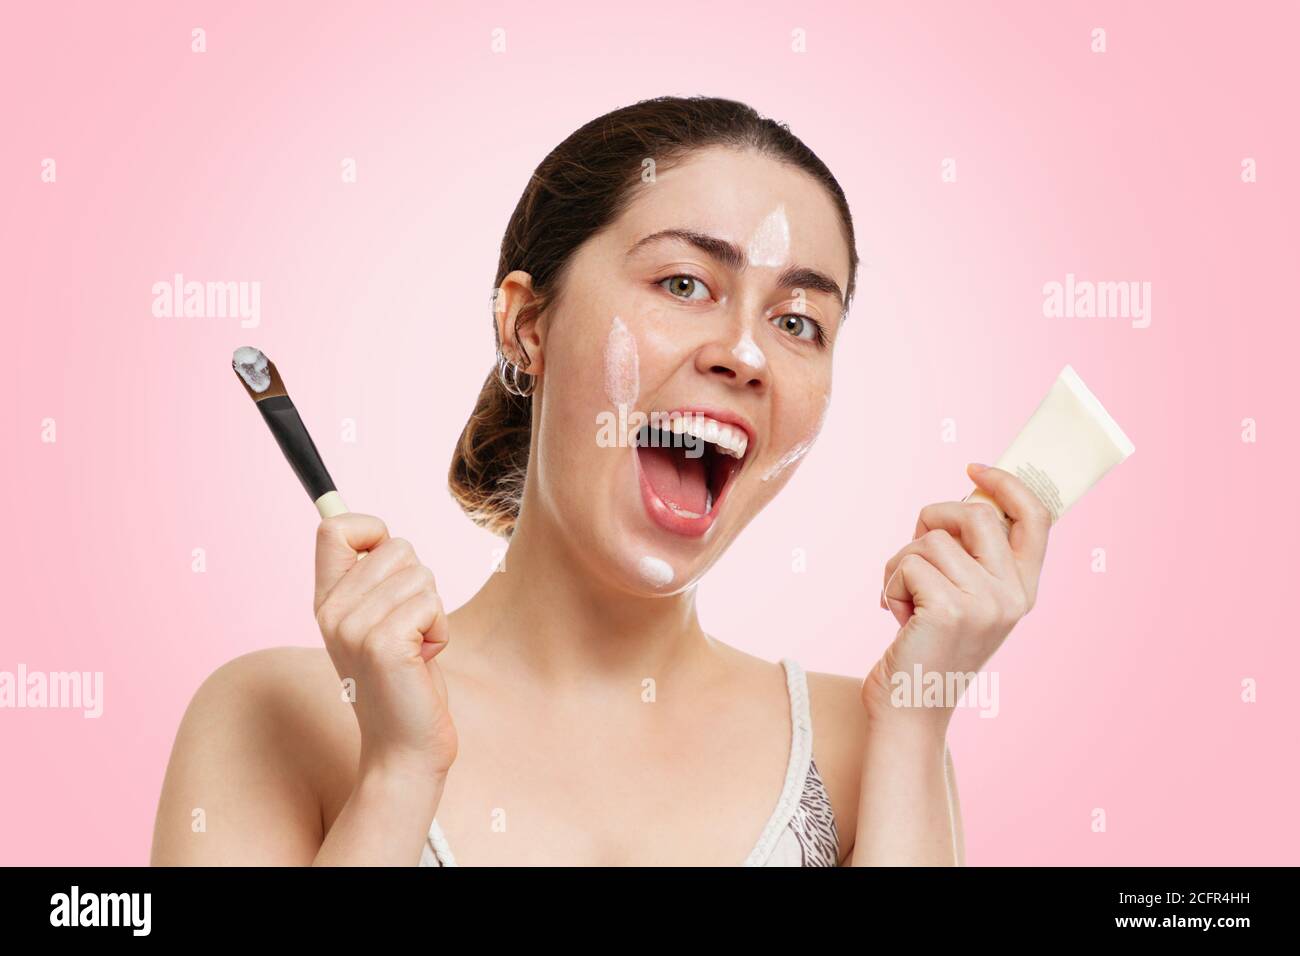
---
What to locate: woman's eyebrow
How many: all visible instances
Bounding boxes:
[626,228,844,309]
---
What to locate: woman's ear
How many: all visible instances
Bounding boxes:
[494,270,545,377]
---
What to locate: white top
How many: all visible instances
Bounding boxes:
[418,657,840,867]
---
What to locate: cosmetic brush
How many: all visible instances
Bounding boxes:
[231,346,348,519]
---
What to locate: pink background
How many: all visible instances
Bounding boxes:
[3,1,1296,865]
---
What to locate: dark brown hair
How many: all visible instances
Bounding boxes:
[449,95,860,537]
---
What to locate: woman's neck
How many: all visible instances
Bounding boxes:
[448,502,713,688]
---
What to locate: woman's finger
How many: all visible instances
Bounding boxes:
[314,513,389,610]
[882,528,988,602]
[334,565,437,648]
[371,591,445,660]
[966,464,1051,575]
[883,552,963,628]
[322,536,423,610]
[913,501,1018,582]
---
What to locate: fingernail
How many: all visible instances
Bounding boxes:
[968,462,989,473]
[879,589,887,610]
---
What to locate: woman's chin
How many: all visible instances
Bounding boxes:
[596,447,734,597]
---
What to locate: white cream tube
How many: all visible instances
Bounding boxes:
[967,365,1134,526]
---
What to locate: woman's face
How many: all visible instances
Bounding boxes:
[506,145,851,595]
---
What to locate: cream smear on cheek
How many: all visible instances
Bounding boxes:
[637,555,674,587]
[746,205,791,268]
[604,315,639,407]
[762,392,831,482]
[606,320,670,590]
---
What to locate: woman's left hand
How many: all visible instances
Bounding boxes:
[860,463,1052,730]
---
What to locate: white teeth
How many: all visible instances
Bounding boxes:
[705,487,714,513]
[648,412,749,459]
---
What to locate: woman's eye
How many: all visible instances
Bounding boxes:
[659,275,712,301]
[771,313,820,342]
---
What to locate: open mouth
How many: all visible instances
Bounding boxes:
[632,410,752,537]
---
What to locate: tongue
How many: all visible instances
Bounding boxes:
[639,445,708,514]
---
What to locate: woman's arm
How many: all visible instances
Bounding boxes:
[843,727,965,867]
[150,649,442,866]
[154,514,458,865]
[849,711,957,866]
[851,465,1050,865]
[312,764,444,866]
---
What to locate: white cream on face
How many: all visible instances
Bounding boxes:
[637,554,674,587]
[762,392,830,482]
[603,315,639,407]
[746,205,791,268]
[232,346,270,392]
[731,328,766,370]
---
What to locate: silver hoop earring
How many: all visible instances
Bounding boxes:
[496,351,536,398]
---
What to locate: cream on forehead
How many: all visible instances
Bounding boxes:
[731,329,766,370]
[638,555,674,587]
[603,315,639,407]
[746,205,791,268]
[762,392,830,482]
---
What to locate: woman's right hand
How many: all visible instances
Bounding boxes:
[313,514,458,785]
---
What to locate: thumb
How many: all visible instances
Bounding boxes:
[314,513,389,610]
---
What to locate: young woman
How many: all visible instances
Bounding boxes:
[152,96,1050,866]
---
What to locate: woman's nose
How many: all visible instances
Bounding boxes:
[695,327,768,392]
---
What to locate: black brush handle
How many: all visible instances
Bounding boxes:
[256,395,337,503]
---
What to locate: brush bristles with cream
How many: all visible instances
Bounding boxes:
[232,347,347,518]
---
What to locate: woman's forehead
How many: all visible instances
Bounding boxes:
[614,149,849,284]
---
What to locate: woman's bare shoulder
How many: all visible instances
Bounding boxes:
[197,645,360,782]
[188,646,354,740]
[151,647,358,864]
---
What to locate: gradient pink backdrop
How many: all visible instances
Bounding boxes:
[2,1,1296,865]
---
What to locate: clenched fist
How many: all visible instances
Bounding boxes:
[313,514,458,782]
[861,463,1052,731]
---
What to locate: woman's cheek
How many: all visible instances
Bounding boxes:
[633,300,680,368]
[761,389,830,484]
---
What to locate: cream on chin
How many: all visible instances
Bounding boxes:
[637,554,674,587]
